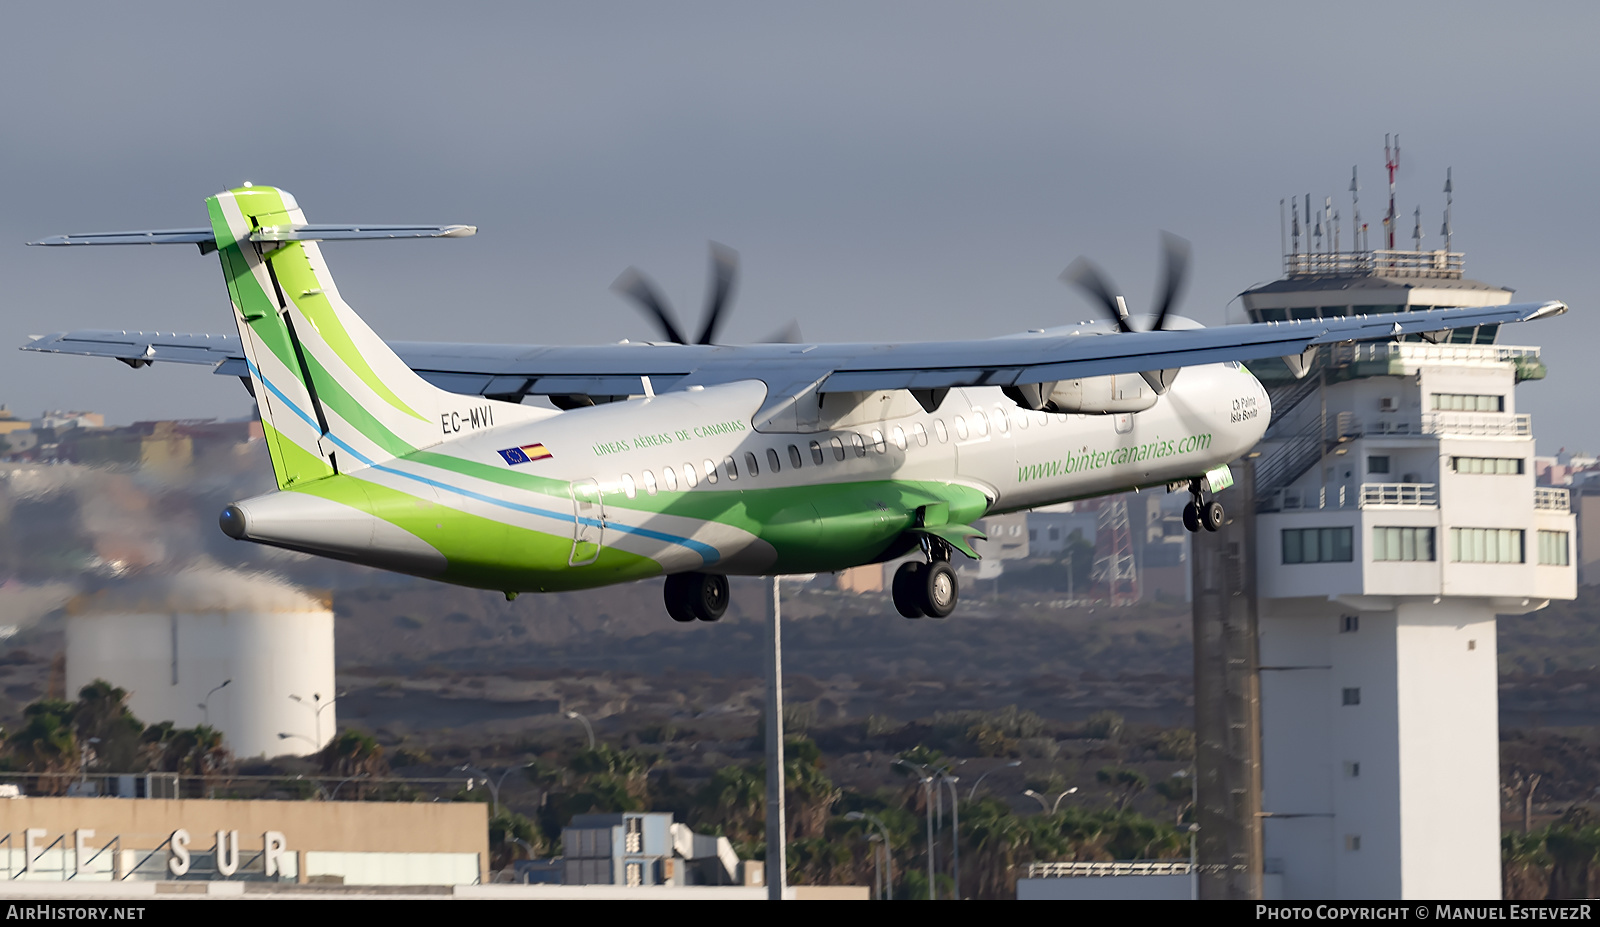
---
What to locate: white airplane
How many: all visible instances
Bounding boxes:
[24,185,1567,620]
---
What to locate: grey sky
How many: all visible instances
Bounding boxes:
[3,2,1595,452]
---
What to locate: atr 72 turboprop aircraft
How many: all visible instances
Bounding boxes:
[25,186,1567,621]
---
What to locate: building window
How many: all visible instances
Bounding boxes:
[1340,614,1359,633]
[625,817,643,853]
[1342,687,1361,706]
[1367,456,1390,475]
[1431,393,1504,412]
[625,861,643,886]
[1450,527,1524,563]
[1538,530,1571,566]
[1451,457,1524,474]
[1372,527,1435,562]
[1282,527,1354,564]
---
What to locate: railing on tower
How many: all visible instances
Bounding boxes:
[1283,249,1464,279]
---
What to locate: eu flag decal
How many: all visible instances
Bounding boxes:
[497,443,553,465]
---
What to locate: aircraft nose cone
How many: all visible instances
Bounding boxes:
[218,504,247,539]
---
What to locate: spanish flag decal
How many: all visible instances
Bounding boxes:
[497,443,553,465]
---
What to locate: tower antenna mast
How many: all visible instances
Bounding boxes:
[1442,167,1453,253]
[1350,166,1363,251]
[1383,134,1400,249]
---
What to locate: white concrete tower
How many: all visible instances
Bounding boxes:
[1241,240,1575,898]
[65,568,337,759]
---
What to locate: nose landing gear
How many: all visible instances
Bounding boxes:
[1181,478,1225,533]
[892,537,960,619]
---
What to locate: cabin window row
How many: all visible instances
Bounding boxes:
[612,405,1077,498]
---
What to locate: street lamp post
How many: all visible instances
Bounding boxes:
[1022,787,1078,814]
[940,775,962,900]
[844,811,894,901]
[289,692,340,748]
[893,760,937,900]
[457,763,530,819]
[966,760,1022,801]
[564,710,596,750]
[198,679,231,727]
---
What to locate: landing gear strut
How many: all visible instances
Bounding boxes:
[892,537,959,619]
[664,572,729,622]
[1181,479,1225,533]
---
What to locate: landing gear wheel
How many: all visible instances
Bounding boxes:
[1201,500,1225,532]
[919,561,959,618]
[663,572,730,622]
[1182,501,1201,533]
[893,562,927,618]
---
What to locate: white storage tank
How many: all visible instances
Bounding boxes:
[65,568,336,758]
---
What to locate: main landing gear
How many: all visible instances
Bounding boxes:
[664,572,729,622]
[893,537,959,620]
[1181,478,1225,533]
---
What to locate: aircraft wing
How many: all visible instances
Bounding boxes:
[22,300,1567,408]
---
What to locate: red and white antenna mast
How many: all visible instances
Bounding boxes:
[1383,134,1401,249]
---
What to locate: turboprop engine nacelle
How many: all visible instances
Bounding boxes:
[1046,374,1159,414]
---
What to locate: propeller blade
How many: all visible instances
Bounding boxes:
[695,242,739,345]
[611,267,689,345]
[1063,258,1133,333]
[1149,231,1191,332]
[760,320,804,344]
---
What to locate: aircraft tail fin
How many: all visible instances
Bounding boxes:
[204,186,535,489]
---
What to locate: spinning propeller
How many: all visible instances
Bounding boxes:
[611,243,740,346]
[612,244,803,345]
[1062,232,1192,393]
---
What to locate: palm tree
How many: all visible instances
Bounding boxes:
[6,700,79,794]
[1502,830,1551,900]
[964,797,1026,899]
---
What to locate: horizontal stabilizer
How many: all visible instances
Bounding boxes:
[29,223,474,251]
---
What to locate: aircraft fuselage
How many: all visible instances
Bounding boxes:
[224,360,1269,592]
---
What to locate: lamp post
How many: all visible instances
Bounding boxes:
[967,760,1022,801]
[893,760,937,900]
[940,775,962,900]
[198,679,231,727]
[564,710,596,750]
[289,692,339,749]
[844,811,894,900]
[457,763,530,819]
[1022,787,1078,814]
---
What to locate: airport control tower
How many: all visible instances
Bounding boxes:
[1228,166,1577,898]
